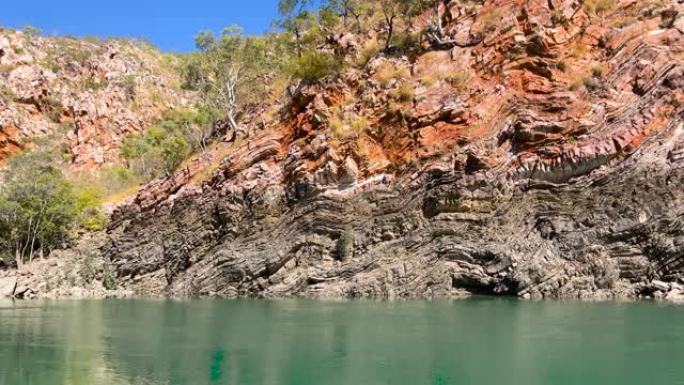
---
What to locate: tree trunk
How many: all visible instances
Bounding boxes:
[295,28,302,58]
[384,16,395,50]
[15,246,22,269]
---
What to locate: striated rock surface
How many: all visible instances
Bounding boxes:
[0,28,193,167]
[13,0,684,300]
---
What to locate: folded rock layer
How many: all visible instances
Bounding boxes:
[95,0,684,299]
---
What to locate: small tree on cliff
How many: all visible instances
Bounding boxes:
[187,26,270,137]
[329,0,366,32]
[0,151,78,267]
[278,0,328,56]
[380,0,433,50]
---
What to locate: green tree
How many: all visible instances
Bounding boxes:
[278,0,320,58]
[121,109,212,179]
[380,0,431,50]
[0,151,78,266]
[288,51,342,82]
[329,0,366,32]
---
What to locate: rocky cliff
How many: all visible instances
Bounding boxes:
[0,28,192,167]
[6,0,684,300]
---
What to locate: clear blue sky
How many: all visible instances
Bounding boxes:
[2,0,281,52]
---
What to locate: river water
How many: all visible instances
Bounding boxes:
[1,298,683,385]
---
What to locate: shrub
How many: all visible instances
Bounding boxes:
[350,117,370,133]
[22,25,42,36]
[83,78,105,91]
[99,165,137,193]
[0,64,15,74]
[376,62,410,87]
[329,116,346,138]
[80,253,96,284]
[569,77,585,91]
[0,83,16,102]
[445,70,472,93]
[44,96,64,122]
[74,187,107,231]
[556,61,567,72]
[288,51,342,82]
[420,75,438,87]
[103,265,117,290]
[480,7,504,31]
[390,30,419,51]
[357,40,381,67]
[116,75,136,100]
[63,46,91,66]
[394,85,415,103]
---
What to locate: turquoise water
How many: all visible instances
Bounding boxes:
[1,298,683,385]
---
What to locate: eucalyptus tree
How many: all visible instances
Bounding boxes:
[187,26,272,136]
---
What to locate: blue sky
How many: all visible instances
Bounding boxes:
[1,0,281,52]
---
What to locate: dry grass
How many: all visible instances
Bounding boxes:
[569,43,589,58]
[0,64,16,75]
[188,139,243,185]
[393,85,415,103]
[103,184,142,205]
[420,74,438,87]
[480,6,504,31]
[611,16,637,29]
[375,62,410,87]
[444,70,472,93]
[357,39,381,67]
[330,116,370,139]
[583,0,617,16]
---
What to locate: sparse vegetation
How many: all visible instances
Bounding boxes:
[393,85,414,103]
[556,60,567,72]
[44,96,64,122]
[420,74,438,87]
[63,45,92,66]
[444,70,472,93]
[83,78,105,91]
[0,64,16,74]
[357,40,381,67]
[103,264,117,290]
[80,253,96,284]
[22,25,42,36]
[480,6,504,31]
[583,0,617,16]
[288,51,343,82]
[376,62,410,87]
[121,108,216,180]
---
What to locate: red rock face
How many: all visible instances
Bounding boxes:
[120,0,684,211]
[0,29,194,168]
[50,0,684,300]
[243,0,682,190]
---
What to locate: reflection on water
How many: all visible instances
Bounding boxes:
[1,298,684,385]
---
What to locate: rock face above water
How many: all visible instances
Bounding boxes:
[14,0,684,300]
[0,29,193,167]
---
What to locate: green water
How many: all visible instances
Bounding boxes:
[1,299,683,385]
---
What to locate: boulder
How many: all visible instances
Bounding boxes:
[0,276,17,297]
[652,280,670,292]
